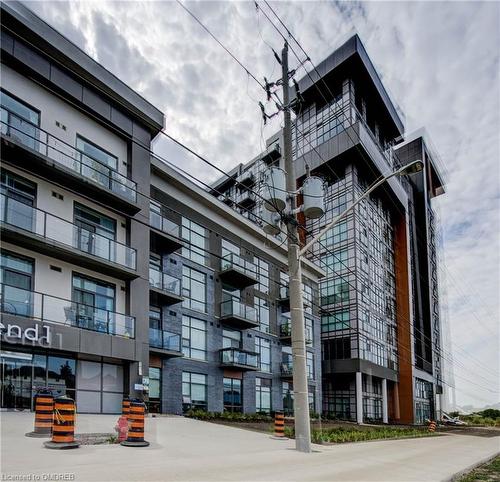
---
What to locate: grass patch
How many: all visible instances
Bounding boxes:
[284,425,435,444]
[458,456,500,482]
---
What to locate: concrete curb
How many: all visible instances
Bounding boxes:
[446,452,500,482]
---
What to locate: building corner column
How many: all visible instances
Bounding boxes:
[355,372,363,424]
[382,378,388,424]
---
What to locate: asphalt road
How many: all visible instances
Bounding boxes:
[1,412,499,482]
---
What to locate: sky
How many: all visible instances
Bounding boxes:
[23,0,499,410]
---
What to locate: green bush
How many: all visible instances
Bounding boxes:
[284,425,433,444]
[184,410,272,423]
[477,409,500,419]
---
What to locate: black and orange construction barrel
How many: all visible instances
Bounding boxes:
[428,420,437,433]
[121,399,149,447]
[43,396,80,450]
[26,391,54,438]
[122,397,130,418]
[272,411,286,439]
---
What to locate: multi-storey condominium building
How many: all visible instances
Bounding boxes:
[0,2,324,415]
[211,35,446,424]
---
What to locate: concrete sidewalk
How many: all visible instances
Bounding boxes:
[1,412,499,482]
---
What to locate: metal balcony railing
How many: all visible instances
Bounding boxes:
[149,328,181,352]
[0,194,137,270]
[220,299,257,323]
[0,284,135,338]
[149,211,180,238]
[149,268,181,296]
[220,253,257,278]
[219,347,259,369]
[281,359,293,376]
[0,106,137,202]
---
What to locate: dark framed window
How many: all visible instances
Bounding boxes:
[256,377,271,413]
[223,377,242,412]
[182,266,206,313]
[76,135,118,171]
[0,250,34,316]
[255,337,271,372]
[1,170,36,232]
[182,315,207,360]
[182,372,207,412]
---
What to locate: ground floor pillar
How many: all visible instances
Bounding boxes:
[356,372,363,424]
[382,378,388,424]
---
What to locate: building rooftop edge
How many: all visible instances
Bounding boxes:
[1,1,165,134]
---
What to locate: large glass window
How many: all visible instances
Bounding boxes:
[256,377,271,413]
[72,274,115,333]
[182,315,207,360]
[182,372,207,412]
[0,90,40,150]
[181,218,207,266]
[323,221,348,247]
[255,297,270,334]
[321,311,350,332]
[255,337,271,372]
[223,377,242,412]
[320,278,350,305]
[255,258,269,294]
[1,170,36,232]
[182,266,206,313]
[282,381,294,416]
[0,251,34,316]
[76,136,118,171]
[222,329,241,349]
[306,351,314,380]
[148,367,161,414]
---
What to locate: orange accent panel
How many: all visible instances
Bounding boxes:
[394,213,414,424]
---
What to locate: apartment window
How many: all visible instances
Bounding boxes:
[321,311,350,332]
[306,351,314,380]
[223,377,242,412]
[0,250,34,317]
[149,306,161,329]
[182,372,207,412]
[1,170,37,232]
[0,90,40,151]
[256,378,271,413]
[182,266,206,313]
[323,221,348,247]
[222,329,241,349]
[320,278,350,305]
[76,136,118,170]
[72,274,115,333]
[305,316,314,344]
[182,315,207,361]
[181,218,207,266]
[303,283,313,314]
[255,337,271,372]
[308,390,316,413]
[255,297,270,334]
[255,258,269,294]
[221,239,240,259]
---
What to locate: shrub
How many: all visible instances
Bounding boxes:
[184,410,272,423]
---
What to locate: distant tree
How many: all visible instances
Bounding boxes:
[478,409,500,419]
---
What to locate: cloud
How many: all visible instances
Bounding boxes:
[23,0,500,408]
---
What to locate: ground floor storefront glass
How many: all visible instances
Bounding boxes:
[0,349,124,413]
[148,367,161,413]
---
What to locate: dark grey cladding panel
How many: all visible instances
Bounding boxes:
[111,335,138,361]
[80,329,112,357]
[82,87,111,120]
[13,38,50,78]
[1,30,14,55]
[111,107,133,136]
[133,122,152,145]
[51,65,83,101]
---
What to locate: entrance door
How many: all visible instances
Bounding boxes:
[0,352,33,410]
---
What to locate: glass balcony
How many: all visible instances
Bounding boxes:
[149,328,182,355]
[219,347,259,371]
[149,210,183,253]
[281,357,294,377]
[148,267,183,305]
[0,284,135,338]
[220,299,258,329]
[0,194,137,271]
[220,253,257,289]
[0,106,137,203]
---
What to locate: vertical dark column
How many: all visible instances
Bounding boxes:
[128,123,152,399]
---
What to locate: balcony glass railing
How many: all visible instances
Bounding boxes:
[149,211,180,238]
[149,267,181,296]
[0,194,137,270]
[279,285,289,299]
[0,284,135,338]
[220,253,257,278]
[220,299,257,322]
[281,358,293,376]
[149,328,181,352]
[0,107,137,202]
[220,348,258,368]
